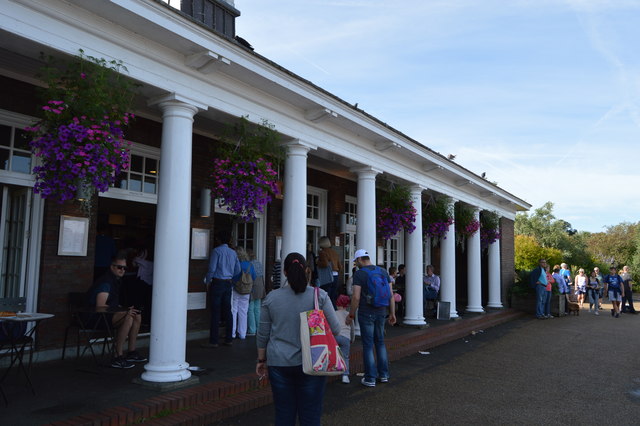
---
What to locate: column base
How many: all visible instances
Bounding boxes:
[403,317,427,326]
[465,306,485,313]
[486,303,504,309]
[133,375,199,391]
[141,362,192,383]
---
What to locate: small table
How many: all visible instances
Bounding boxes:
[0,312,54,404]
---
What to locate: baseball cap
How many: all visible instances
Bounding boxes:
[352,249,369,262]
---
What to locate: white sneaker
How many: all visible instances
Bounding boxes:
[595,311,599,316]
[341,375,350,384]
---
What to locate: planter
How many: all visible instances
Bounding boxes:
[510,293,565,317]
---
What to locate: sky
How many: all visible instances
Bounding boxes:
[235,0,640,233]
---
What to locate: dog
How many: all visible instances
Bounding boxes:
[565,294,580,315]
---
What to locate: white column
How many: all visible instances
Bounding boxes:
[142,95,203,383]
[404,185,426,326]
[440,198,458,318]
[466,207,484,313]
[351,167,380,263]
[487,237,503,308]
[281,142,313,261]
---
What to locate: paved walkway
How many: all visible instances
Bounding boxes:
[1,309,519,425]
[217,302,640,425]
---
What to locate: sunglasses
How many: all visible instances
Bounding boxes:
[112,264,127,271]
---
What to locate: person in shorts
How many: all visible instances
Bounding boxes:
[603,266,625,318]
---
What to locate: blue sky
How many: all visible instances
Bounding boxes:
[236,0,640,233]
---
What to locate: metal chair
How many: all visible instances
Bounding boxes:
[61,292,110,363]
[0,297,32,405]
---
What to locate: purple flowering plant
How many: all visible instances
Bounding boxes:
[377,185,417,240]
[26,50,136,205]
[455,203,480,246]
[423,195,454,240]
[210,117,282,221]
[480,210,501,249]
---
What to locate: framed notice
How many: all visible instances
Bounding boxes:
[58,215,89,256]
[437,301,451,321]
[191,228,210,259]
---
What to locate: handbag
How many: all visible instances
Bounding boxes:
[299,287,346,376]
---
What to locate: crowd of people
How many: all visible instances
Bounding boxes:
[530,259,636,319]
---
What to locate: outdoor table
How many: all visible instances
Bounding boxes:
[0,312,54,405]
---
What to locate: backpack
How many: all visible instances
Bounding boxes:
[234,265,254,294]
[361,266,391,307]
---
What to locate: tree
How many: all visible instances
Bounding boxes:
[515,235,562,271]
[586,222,639,276]
[515,201,589,266]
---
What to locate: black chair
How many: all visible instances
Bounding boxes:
[61,292,110,363]
[0,297,32,405]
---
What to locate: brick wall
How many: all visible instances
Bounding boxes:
[500,217,515,306]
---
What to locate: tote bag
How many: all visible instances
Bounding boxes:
[299,287,347,376]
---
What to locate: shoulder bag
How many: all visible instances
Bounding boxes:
[300,287,346,376]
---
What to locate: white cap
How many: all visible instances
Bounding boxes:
[352,249,370,262]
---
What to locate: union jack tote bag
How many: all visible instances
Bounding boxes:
[300,287,347,376]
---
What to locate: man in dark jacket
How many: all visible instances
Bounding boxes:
[529,259,549,319]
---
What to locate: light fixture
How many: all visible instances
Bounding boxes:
[200,188,211,217]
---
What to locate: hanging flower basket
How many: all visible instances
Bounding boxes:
[423,195,454,242]
[210,157,280,221]
[377,185,417,240]
[480,210,501,249]
[455,203,480,246]
[26,50,136,209]
[209,117,283,221]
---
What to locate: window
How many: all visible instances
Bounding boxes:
[307,193,319,220]
[306,187,327,232]
[235,221,255,253]
[102,143,160,204]
[116,153,159,194]
[0,124,32,175]
[344,195,357,232]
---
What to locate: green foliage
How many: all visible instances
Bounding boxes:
[378,184,412,211]
[515,235,562,271]
[480,210,500,230]
[220,116,283,165]
[423,195,453,224]
[37,49,137,129]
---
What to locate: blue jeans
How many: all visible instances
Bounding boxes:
[588,288,599,308]
[544,290,551,316]
[268,365,326,426]
[247,298,261,334]
[535,285,547,318]
[209,279,233,344]
[358,311,389,381]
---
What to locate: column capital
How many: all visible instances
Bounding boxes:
[281,140,317,152]
[350,166,382,178]
[147,92,208,111]
[409,184,426,194]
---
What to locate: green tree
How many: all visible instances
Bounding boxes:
[515,235,562,271]
[515,201,589,266]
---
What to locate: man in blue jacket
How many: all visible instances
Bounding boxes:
[529,259,549,319]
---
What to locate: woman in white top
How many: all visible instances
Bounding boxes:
[574,268,588,309]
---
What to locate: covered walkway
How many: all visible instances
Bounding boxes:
[1,309,523,425]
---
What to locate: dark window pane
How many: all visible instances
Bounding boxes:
[0,125,11,147]
[13,129,30,150]
[130,155,143,173]
[0,149,9,170]
[145,158,158,175]
[11,152,31,173]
